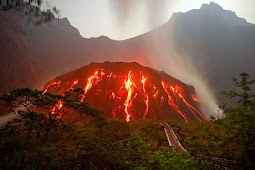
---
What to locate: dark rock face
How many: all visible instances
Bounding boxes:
[0,11,50,94]
[44,62,208,122]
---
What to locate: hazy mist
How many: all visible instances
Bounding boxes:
[110,1,220,118]
[110,0,172,35]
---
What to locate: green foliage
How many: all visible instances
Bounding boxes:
[0,88,103,168]
[223,73,255,109]
[168,121,229,158]
[0,88,197,169]
[221,73,255,168]
[154,150,195,170]
[2,77,254,169]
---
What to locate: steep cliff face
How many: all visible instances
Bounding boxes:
[0,11,50,94]
[44,62,208,122]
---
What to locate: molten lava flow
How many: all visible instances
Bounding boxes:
[170,85,184,98]
[153,90,158,98]
[42,81,64,118]
[111,92,116,99]
[169,85,208,122]
[59,79,79,95]
[43,62,208,122]
[160,96,164,102]
[124,71,134,122]
[66,79,79,93]
[183,100,208,121]
[162,82,189,122]
[71,80,79,88]
[141,75,149,118]
[43,81,61,95]
[51,100,64,118]
[56,101,63,111]
[81,71,101,102]
[192,95,199,102]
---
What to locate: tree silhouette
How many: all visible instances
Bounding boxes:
[0,0,59,24]
[222,73,255,168]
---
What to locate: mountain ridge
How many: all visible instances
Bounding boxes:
[0,3,254,116]
[44,61,207,121]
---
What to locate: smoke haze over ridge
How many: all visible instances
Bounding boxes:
[109,1,225,118]
[110,0,172,36]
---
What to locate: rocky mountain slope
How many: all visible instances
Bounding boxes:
[0,2,254,106]
[43,62,208,122]
[0,11,50,94]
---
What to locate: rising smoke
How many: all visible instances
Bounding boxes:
[110,0,171,31]
[109,0,221,119]
[148,35,222,119]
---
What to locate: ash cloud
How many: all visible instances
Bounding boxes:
[109,1,222,119]
[110,0,172,30]
[145,0,169,27]
[109,0,137,26]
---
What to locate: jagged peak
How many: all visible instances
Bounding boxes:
[58,17,71,25]
[167,2,251,26]
[201,2,223,10]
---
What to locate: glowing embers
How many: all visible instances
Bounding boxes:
[80,70,104,102]
[124,71,135,122]
[162,82,189,122]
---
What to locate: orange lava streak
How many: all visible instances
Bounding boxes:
[43,81,61,95]
[192,95,199,102]
[170,85,208,121]
[67,80,79,92]
[59,80,79,95]
[162,82,189,122]
[183,99,208,121]
[153,90,158,98]
[73,80,79,86]
[81,71,99,102]
[51,101,63,119]
[124,71,134,122]
[111,92,116,99]
[141,75,149,118]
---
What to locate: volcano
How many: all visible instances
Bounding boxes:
[43,62,208,122]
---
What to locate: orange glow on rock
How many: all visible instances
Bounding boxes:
[141,75,149,118]
[81,71,101,102]
[170,85,208,122]
[153,90,158,98]
[192,95,199,102]
[124,71,134,122]
[44,63,208,122]
[51,100,64,118]
[162,82,189,122]
[43,81,61,95]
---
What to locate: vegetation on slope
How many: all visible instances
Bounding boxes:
[0,73,254,169]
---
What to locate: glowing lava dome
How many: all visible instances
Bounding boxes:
[43,62,208,122]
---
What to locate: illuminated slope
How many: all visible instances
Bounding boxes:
[43,62,208,122]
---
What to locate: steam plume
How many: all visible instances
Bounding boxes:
[109,0,220,118]
[110,0,172,31]
[146,0,169,27]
